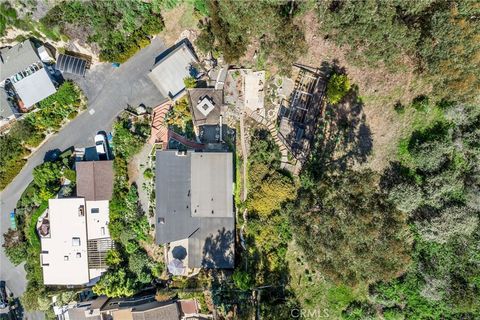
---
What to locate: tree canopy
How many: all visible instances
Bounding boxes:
[290,170,412,287]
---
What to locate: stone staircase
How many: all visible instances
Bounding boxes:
[149,101,172,146]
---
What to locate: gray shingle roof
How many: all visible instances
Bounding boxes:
[0,40,40,81]
[155,150,235,269]
[0,90,15,120]
[131,301,180,320]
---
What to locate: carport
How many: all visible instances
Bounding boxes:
[56,54,87,76]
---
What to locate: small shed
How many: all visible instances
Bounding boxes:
[56,54,87,76]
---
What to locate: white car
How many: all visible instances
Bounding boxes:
[94,133,107,155]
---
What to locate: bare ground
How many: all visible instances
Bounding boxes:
[296,11,432,171]
[158,3,199,47]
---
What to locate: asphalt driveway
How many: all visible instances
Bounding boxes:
[0,36,167,315]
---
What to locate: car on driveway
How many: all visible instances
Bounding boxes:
[9,211,16,230]
[0,281,8,309]
[95,133,107,155]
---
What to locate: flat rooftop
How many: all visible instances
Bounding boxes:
[41,198,90,285]
[12,67,57,108]
[40,197,112,286]
[148,40,198,99]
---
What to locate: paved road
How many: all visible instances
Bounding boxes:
[0,37,166,316]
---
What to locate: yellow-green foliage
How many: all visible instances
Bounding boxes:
[326,73,350,105]
[166,98,191,127]
[246,129,296,216]
[183,76,197,89]
[247,171,296,216]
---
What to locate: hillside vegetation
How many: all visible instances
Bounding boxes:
[41,0,164,62]
[0,82,85,190]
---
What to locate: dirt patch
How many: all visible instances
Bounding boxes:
[159,3,199,47]
[127,157,139,185]
[141,239,164,263]
[295,11,432,171]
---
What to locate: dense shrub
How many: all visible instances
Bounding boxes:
[183,76,197,89]
[360,102,480,318]
[2,229,28,265]
[200,0,306,74]
[0,2,17,35]
[289,170,412,287]
[326,73,351,105]
[42,0,164,63]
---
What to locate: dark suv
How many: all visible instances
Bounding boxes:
[0,281,8,309]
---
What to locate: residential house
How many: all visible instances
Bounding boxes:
[155,150,234,275]
[187,88,227,143]
[55,294,204,320]
[39,161,114,286]
[148,40,198,100]
[0,40,57,119]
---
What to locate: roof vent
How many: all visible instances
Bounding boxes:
[176,150,187,156]
[158,217,165,224]
[72,237,81,246]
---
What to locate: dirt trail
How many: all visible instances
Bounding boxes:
[239,113,248,250]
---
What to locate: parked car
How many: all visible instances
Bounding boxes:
[9,211,16,230]
[0,281,8,309]
[94,133,107,155]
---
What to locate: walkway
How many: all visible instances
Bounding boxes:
[239,113,248,250]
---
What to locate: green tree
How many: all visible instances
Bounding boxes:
[165,98,192,131]
[2,229,28,265]
[128,251,154,284]
[290,170,412,287]
[93,268,135,298]
[183,76,197,89]
[232,270,252,290]
[326,73,350,105]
